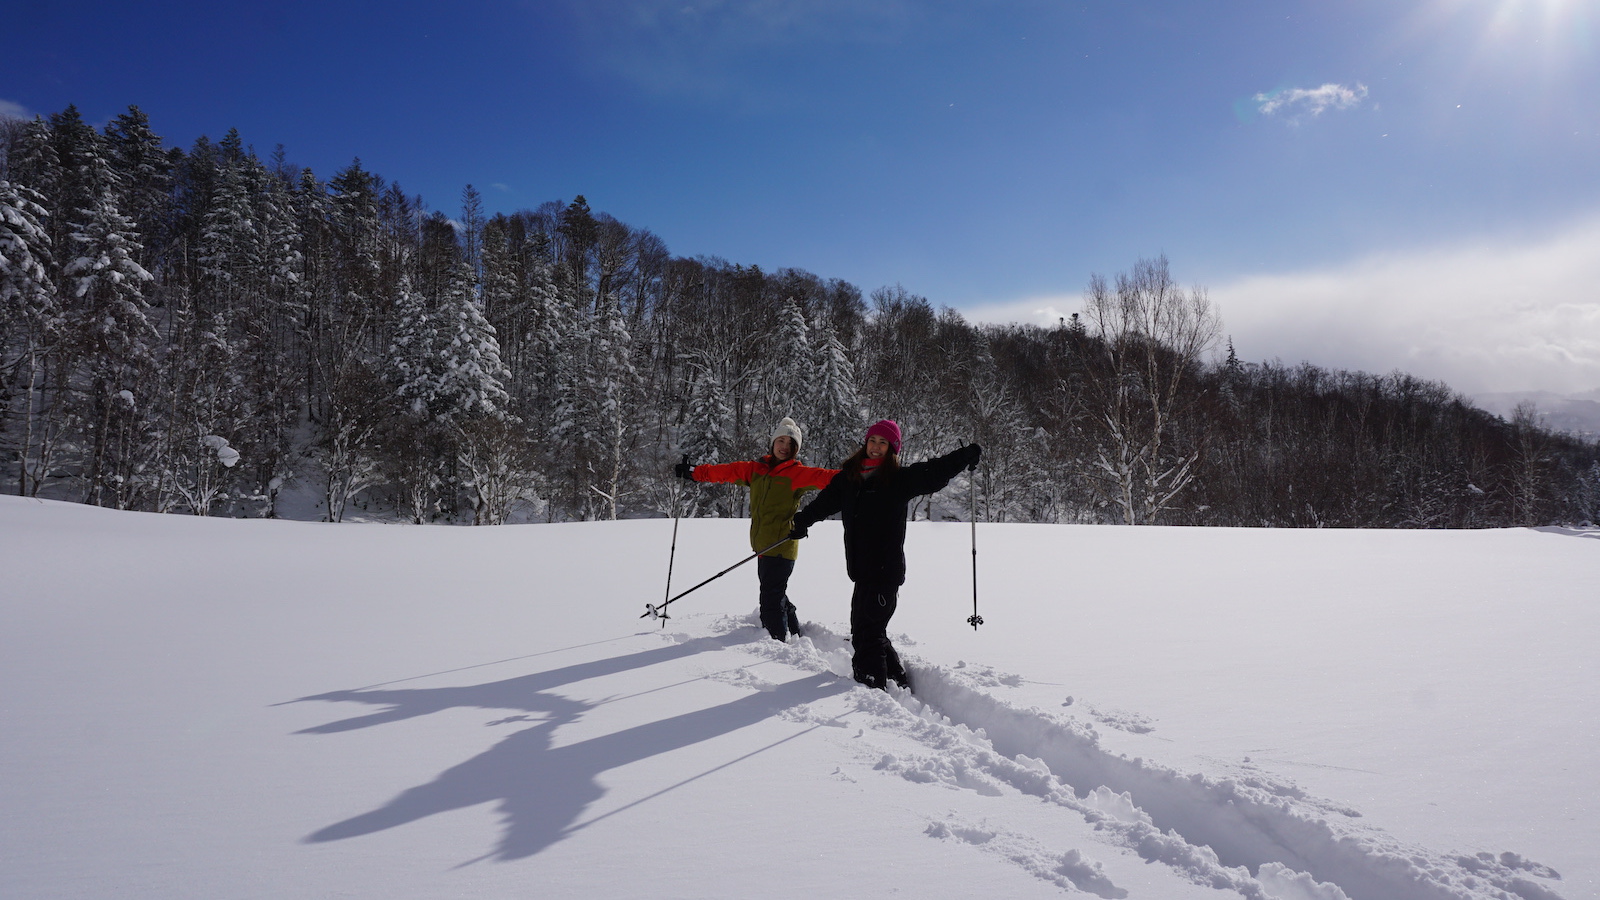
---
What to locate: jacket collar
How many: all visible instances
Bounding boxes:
[763,455,799,473]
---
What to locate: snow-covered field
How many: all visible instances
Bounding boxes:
[2,494,1594,900]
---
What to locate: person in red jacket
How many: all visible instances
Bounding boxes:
[675,418,839,641]
[789,419,980,689]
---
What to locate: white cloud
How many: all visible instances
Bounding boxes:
[963,298,1076,330]
[1254,83,1369,119]
[0,99,35,120]
[962,217,1600,398]
[1208,221,1600,396]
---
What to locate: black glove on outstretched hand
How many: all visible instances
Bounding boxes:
[787,523,809,541]
[959,442,983,471]
[674,461,697,481]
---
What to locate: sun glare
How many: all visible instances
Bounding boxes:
[1390,0,1597,90]
[1469,0,1594,40]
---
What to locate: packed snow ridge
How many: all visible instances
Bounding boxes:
[655,615,1567,900]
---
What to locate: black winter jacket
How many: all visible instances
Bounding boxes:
[793,446,974,586]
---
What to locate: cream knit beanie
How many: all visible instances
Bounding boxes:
[771,417,803,452]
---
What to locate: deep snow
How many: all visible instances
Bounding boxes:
[1,495,1594,899]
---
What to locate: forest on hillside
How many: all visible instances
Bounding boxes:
[1,105,1596,526]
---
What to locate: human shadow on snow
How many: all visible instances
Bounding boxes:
[1532,525,1600,540]
[292,634,743,734]
[296,631,848,861]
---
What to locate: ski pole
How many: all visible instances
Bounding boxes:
[643,535,791,622]
[659,460,685,629]
[968,455,983,630]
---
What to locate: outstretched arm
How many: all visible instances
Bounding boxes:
[689,460,759,486]
[899,444,981,498]
[791,471,847,533]
[786,462,841,492]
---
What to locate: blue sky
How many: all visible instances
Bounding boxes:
[7,0,1599,396]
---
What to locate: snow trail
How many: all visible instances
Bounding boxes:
[720,614,1570,900]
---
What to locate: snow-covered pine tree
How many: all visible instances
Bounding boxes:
[7,117,62,198]
[586,294,642,520]
[168,134,215,249]
[63,190,157,508]
[158,305,246,516]
[459,184,484,286]
[311,161,389,520]
[432,261,511,424]
[48,106,120,252]
[764,296,812,428]
[520,237,563,410]
[556,195,598,309]
[102,106,172,273]
[544,274,595,518]
[197,154,261,317]
[186,146,301,513]
[679,354,734,516]
[258,148,303,309]
[0,180,51,326]
[432,259,529,525]
[415,211,458,310]
[478,216,522,375]
[0,179,57,495]
[7,119,64,275]
[1219,336,1244,411]
[806,316,862,467]
[327,160,384,318]
[381,270,444,522]
[243,151,307,515]
[1579,461,1600,526]
[680,356,731,466]
[388,272,438,417]
[382,256,514,522]
[0,124,71,500]
[293,166,336,417]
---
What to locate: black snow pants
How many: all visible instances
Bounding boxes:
[756,555,802,641]
[849,581,906,689]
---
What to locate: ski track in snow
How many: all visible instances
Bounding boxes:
[696,613,1569,900]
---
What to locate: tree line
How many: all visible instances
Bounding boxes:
[1,105,1595,526]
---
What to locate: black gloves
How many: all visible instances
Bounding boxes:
[958,443,982,471]
[674,461,697,481]
[787,523,809,541]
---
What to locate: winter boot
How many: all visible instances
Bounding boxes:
[851,656,888,691]
[785,601,803,638]
[758,599,787,641]
[885,645,909,690]
[853,670,886,690]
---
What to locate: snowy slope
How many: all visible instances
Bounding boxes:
[1,495,1594,900]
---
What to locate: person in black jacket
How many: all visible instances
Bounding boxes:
[788,419,980,690]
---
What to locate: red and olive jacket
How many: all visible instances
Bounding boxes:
[692,456,839,561]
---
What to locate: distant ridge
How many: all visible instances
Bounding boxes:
[1472,389,1600,438]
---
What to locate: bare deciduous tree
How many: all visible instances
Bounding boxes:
[1082,255,1220,524]
[1509,401,1551,525]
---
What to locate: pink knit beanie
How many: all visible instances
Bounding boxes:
[865,419,902,454]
